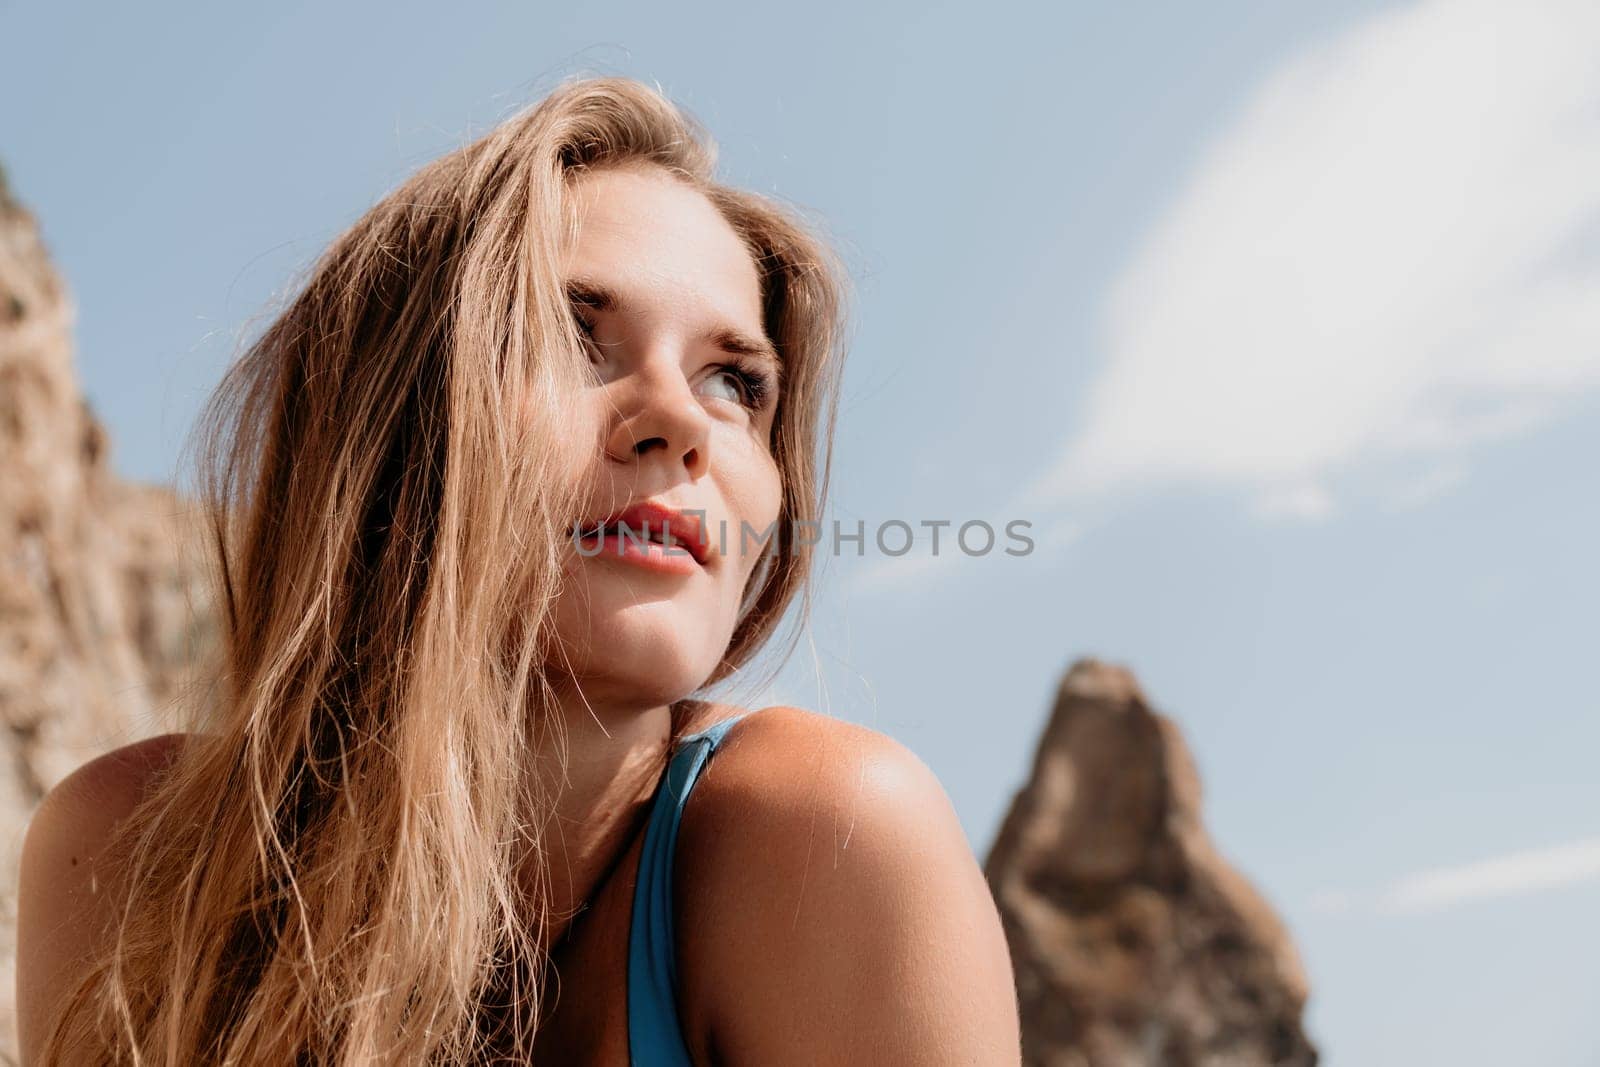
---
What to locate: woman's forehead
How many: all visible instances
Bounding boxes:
[563,167,765,331]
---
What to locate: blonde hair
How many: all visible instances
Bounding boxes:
[39,75,850,1064]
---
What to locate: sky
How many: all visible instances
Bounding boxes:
[3,1,1598,1063]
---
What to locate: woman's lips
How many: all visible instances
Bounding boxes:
[574,499,712,570]
[574,527,704,575]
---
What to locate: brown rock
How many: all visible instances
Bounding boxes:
[985,659,1318,1066]
[0,163,217,1059]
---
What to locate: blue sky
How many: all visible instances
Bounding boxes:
[4,1,1597,1062]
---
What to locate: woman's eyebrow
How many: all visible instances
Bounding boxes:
[564,275,783,381]
[565,277,618,311]
[704,325,783,384]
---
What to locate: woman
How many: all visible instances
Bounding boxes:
[15,76,1021,1064]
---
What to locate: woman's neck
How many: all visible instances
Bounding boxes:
[525,687,676,948]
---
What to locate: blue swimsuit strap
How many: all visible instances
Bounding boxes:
[627,712,754,1066]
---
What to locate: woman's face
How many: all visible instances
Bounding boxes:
[547,165,783,709]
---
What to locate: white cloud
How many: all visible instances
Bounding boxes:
[1310,834,1600,917]
[1381,460,1470,511]
[848,544,962,595]
[1306,888,1358,916]
[1376,834,1600,915]
[1026,0,1600,520]
[1250,481,1338,523]
[1030,515,1086,556]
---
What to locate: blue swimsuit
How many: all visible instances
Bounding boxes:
[627,711,754,1066]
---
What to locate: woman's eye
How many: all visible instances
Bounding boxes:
[700,368,745,406]
[572,311,604,363]
[699,361,776,412]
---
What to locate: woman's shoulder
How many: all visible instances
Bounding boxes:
[15,732,191,1060]
[20,726,192,895]
[679,703,947,843]
[674,705,1022,1065]
[688,699,903,753]
[675,703,934,831]
[678,701,965,871]
[22,732,191,868]
[31,732,190,819]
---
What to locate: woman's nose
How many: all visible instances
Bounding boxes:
[602,353,712,478]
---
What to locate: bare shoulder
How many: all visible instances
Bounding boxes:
[694,703,930,805]
[16,732,190,1062]
[678,703,951,882]
[675,706,1021,1066]
[31,732,188,821]
[21,732,190,874]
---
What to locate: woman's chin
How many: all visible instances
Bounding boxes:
[557,670,707,714]
[548,636,716,707]
[544,582,736,709]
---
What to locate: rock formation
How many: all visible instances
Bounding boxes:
[0,163,216,1060]
[985,659,1319,1066]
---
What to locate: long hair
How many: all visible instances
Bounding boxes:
[38,75,850,1064]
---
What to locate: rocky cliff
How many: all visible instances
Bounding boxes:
[0,164,216,1060]
[985,659,1319,1066]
